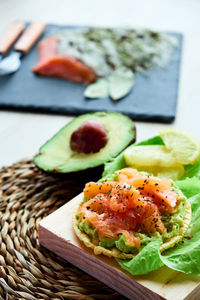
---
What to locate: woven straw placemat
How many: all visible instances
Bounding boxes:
[0,159,126,300]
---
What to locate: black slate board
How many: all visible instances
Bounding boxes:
[0,24,183,122]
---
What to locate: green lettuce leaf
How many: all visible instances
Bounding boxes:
[160,193,200,275]
[187,193,200,236]
[176,177,200,198]
[117,239,163,275]
[175,177,200,236]
[160,231,200,275]
[182,158,200,179]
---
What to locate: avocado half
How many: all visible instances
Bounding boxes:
[34,112,136,173]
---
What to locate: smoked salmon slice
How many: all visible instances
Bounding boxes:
[80,168,179,247]
[33,37,96,84]
[116,168,178,213]
[79,193,141,247]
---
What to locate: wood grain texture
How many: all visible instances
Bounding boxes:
[0,22,25,54]
[14,21,45,53]
[39,193,200,300]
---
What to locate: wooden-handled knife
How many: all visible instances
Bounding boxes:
[0,22,25,59]
[0,21,45,76]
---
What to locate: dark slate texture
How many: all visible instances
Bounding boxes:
[0,24,183,122]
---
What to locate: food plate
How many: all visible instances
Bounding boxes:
[0,24,182,122]
[39,193,200,300]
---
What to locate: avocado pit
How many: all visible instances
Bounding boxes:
[70,120,108,153]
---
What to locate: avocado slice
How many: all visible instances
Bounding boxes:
[115,235,137,253]
[34,112,136,173]
[99,237,116,248]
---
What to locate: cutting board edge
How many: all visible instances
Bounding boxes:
[39,222,165,300]
[38,193,200,300]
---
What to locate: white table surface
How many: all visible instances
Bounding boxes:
[0,0,200,168]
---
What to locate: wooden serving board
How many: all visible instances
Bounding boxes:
[39,193,200,300]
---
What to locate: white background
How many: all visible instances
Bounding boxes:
[0,0,200,167]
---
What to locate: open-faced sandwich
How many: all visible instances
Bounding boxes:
[73,168,191,258]
[73,128,200,275]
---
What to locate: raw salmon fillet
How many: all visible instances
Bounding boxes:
[33,37,96,84]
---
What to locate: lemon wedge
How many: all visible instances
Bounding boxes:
[135,165,184,180]
[159,128,200,165]
[124,145,179,167]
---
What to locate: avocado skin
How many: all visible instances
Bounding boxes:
[34,112,136,173]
